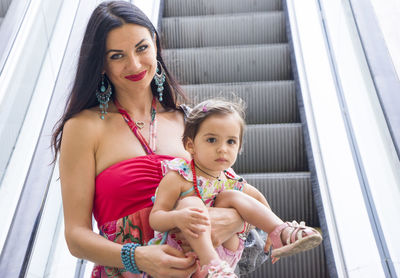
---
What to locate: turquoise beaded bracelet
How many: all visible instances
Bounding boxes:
[121,243,142,274]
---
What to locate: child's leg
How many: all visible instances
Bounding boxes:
[175,196,221,266]
[214,190,284,234]
[214,190,322,259]
[220,235,240,252]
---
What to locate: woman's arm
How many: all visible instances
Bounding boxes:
[60,116,196,277]
[150,172,209,238]
[60,115,124,266]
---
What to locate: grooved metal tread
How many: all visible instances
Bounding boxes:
[164,44,292,84]
[241,172,319,227]
[240,244,327,278]
[237,124,308,173]
[181,81,299,124]
[164,0,283,17]
[164,10,283,20]
[162,12,287,48]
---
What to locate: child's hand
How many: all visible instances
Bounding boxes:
[175,207,210,239]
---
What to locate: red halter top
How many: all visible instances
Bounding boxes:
[93,99,174,228]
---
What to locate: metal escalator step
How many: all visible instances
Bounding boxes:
[162,12,286,48]
[181,81,299,124]
[164,0,282,17]
[241,172,319,227]
[164,44,292,84]
[235,124,308,173]
[241,244,328,278]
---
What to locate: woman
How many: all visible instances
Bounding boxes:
[52,1,244,277]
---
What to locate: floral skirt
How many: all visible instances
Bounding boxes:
[91,207,153,278]
[91,206,246,277]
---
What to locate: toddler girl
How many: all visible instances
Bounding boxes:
[149,99,322,277]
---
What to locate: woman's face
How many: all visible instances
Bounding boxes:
[103,23,157,94]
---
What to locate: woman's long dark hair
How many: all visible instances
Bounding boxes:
[52,1,185,160]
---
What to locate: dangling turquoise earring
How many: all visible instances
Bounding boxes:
[96,74,112,120]
[154,61,166,102]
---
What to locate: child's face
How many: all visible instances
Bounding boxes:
[186,113,242,175]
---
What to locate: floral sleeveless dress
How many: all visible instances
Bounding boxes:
[92,98,171,277]
[150,158,246,269]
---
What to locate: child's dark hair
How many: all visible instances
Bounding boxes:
[182,98,246,149]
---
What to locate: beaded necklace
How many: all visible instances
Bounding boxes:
[114,96,157,154]
[190,159,203,201]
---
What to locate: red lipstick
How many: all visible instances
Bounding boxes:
[125,70,147,81]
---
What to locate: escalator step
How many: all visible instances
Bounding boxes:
[235,124,308,173]
[181,81,299,124]
[164,44,292,84]
[162,12,286,48]
[241,172,319,227]
[164,0,282,17]
[241,244,328,278]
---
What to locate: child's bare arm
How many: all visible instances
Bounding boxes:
[242,183,272,210]
[149,172,184,232]
[149,172,209,237]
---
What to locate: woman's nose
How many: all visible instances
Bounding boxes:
[126,54,141,71]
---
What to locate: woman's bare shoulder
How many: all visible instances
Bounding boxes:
[64,109,100,129]
[161,108,185,123]
[63,109,102,144]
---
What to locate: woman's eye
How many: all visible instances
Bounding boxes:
[207,138,216,143]
[137,45,148,52]
[110,53,123,60]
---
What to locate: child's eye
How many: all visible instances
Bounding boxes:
[207,138,216,143]
[110,53,123,60]
[227,139,237,145]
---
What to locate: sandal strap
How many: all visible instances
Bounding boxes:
[207,260,237,277]
[289,221,319,244]
[269,222,290,249]
[270,221,319,248]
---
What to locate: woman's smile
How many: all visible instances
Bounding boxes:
[125,70,147,81]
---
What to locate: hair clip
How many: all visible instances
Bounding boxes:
[202,104,208,112]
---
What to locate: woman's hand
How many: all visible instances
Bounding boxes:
[135,245,198,278]
[171,207,243,249]
[208,207,243,247]
[175,207,210,238]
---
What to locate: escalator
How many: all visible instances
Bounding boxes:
[2,0,398,277]
[161,0,329,277]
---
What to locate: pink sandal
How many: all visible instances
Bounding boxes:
[269,221,322,258]
[195,259,237,278]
